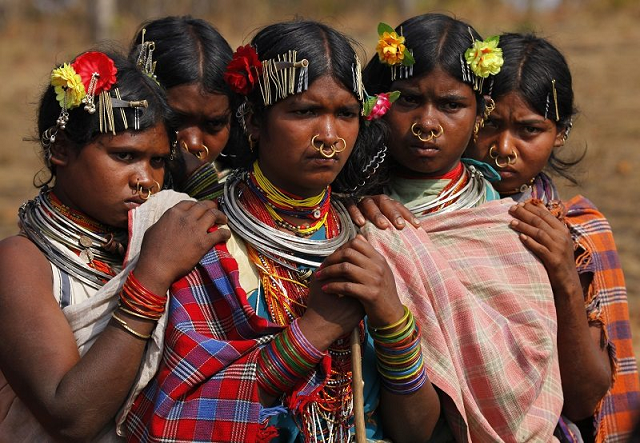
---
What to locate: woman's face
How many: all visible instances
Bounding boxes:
[466,91,565,194]
[384,67,480,176]
[167,84,231,163]
[51,123,170,228]
[251,75,360,198]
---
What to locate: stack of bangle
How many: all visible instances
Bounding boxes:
[119,271,166,321]
[368,305,427,395]
[256,318,326,397]
[182,163,223,201]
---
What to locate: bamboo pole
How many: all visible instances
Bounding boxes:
[351,327,366,443]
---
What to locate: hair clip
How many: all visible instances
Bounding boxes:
[136,29,157,81]
[551,79,560,121]
[352,54,364,102]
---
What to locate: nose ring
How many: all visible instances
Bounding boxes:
[431,124,444,139]
[195,144,209,160]
[332,137,347,153]
[311,134,339,159]
[181,141,189,153]
[411,122,437,142]
[489,143,517,169]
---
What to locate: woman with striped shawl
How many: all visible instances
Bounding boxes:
[464,33,640,442]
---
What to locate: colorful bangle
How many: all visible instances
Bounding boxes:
[119,271,166,320]
[256,319,325,396]
[369,305,411,333]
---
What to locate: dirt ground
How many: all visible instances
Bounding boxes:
[1,2,639,361]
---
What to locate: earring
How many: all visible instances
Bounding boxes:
[473,121,480,143]
[248,135,257,152]
[195,144,209,160]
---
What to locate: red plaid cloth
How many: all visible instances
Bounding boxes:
[124,239,284,442]
[364,199,563,442]
[565,195,640,442]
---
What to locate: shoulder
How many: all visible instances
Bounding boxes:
[0,235,53,299]
[564,195,612,232]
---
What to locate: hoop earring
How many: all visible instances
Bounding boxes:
[248,135,257,152]
[332,137,347,153]
[196,144,209,160]
[430,124,444,139]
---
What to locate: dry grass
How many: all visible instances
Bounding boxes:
[1,0,639,361]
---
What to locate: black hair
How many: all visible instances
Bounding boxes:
[363,13,486,115]
[490,33,582,183]
[129,16,241,168]
[237,19,387,195]
[36,50,172,186]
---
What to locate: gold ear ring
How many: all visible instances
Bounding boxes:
[248,135,257,152]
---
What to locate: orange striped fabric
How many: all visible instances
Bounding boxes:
[565,195,640,442]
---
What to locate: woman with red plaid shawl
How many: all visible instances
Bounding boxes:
[465,33,640,442]
[0,50,230,441]
[125,20,440,443]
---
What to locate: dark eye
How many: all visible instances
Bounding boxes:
[338,109,358,119]
[151,156,167,167]
[204,117,229,134]
[523,126,542,135]
[397,94,419,106]
[441,101,463,112]
[116,152,134,161]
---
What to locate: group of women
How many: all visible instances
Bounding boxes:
[0,11,636,443]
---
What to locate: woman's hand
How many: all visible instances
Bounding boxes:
[346,195,420,230]
[314,234,405,327]
[135,200,230,293]
[508,201,579,295]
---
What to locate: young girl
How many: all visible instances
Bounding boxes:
[465,32,639,442]
[129,16,240,200]
[124,20,439,443]
[360,14,564,441]
[0,50,229,441]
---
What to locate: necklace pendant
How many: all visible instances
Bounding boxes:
[518,183,530,193]
[79,235,93,248]
[79,248,94,264]
[312,208,322,219]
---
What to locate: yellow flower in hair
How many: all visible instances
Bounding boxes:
[376,30,406,66]
[51,63,86,108]
[464,36,504,78]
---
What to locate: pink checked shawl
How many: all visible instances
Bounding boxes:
[363,199,563,442]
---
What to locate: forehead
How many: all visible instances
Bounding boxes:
[96,123,169,151]
[494,92,544,118]
[167,84,230,113]
[394,67,473,95]
[293,75,357,103]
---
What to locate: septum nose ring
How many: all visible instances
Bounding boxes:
[136,179,161,200]
[311,134,346,159]
[411,123,444,142]
[489,144,518,169]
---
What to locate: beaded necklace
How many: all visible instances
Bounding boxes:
[390,162,489,219]
[225,167,357,441]
[19,188,126,289]
[247,161,331,236]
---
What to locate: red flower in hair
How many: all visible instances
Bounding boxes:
[72,51,117,94]
[224,45,262,95]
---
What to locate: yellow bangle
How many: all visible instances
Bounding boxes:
[111,312,152,340]
[370,305,410,332]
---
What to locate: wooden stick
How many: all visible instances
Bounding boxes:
[351,327,366,443]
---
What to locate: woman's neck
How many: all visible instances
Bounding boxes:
[393,161,463,181]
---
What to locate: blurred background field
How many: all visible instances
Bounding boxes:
[1,0,639,361]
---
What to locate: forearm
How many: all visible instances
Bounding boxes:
[36,270,169,440]
[380,383,440,442]
[555,282,611,420]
